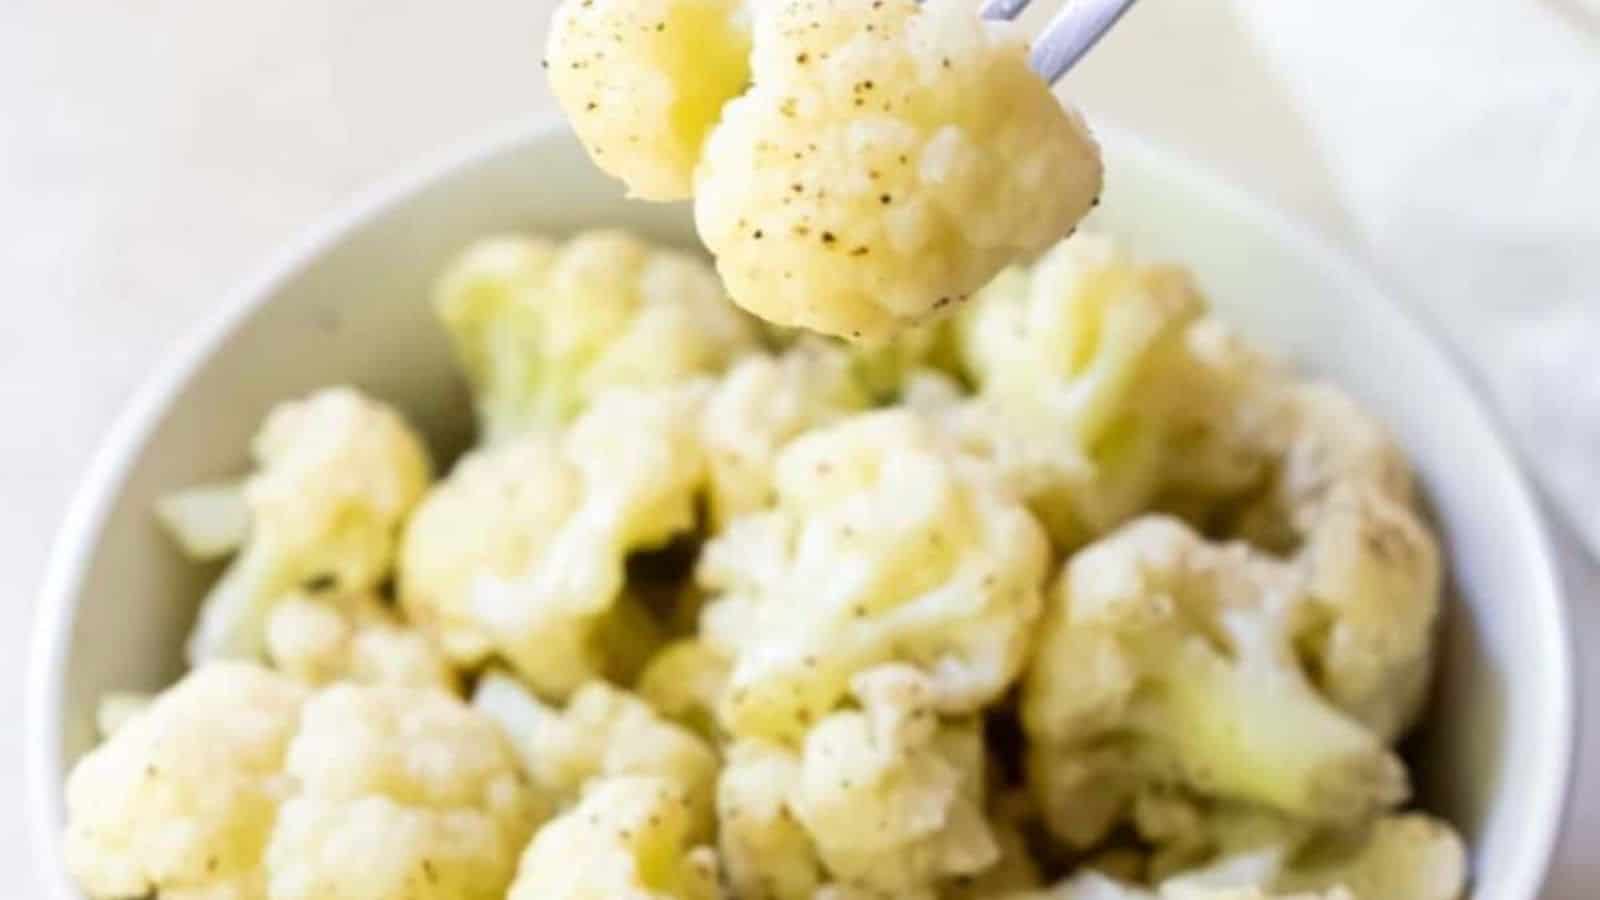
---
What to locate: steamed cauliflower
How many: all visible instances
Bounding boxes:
[264,591,458,692]
[1029,812,1463,900]
[695,0,1102,339]
[944,234,1204,548]
[699,409,1049,741]
[400,385,706,697]
[1274,813,1465,900]
[1241,386,1440,742]
[182,387,432,663]
[507,775,721,900]
[637,639,732,739]
[265,683,539,900]
[434,231,756,441]
[64,666,537,900]
[473,673,718,830]
[717,740,827,900]
[718,666,997,900]
[64,663,307,900]
[1022,517,1409,850]
[700,340,871,526]
[75,214,1465,900]
[547,0,751,201]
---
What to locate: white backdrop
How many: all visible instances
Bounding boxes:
[2,1,1594,895]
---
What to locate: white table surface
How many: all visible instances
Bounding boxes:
[3,1,1593,895]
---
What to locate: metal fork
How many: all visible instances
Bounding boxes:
[980,0,1139,84]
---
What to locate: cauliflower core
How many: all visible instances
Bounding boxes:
[699,340,871,526]
[696,0,1102,339]
[434,231,756,441]
[400,385,706,698]
[699,409,1049,742]
[64,664,537,900]
[182,388,433,663]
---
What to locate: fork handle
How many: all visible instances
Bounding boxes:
[1030,0,1139,84]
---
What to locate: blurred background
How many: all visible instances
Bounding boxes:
[2,1,1595,895]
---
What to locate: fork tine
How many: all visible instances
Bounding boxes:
[1030,0,1138,84]
[980,0,1032,21]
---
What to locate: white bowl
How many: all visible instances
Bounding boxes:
[26,119,1575,899]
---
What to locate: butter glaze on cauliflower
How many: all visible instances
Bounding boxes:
[695,0,1102,339]
[434,231,757,441]
[699,409,1049,742]
[399,385,706,698]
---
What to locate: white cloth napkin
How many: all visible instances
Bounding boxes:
[1227,0,1600,557]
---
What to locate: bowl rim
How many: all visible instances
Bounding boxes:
[24,115,1577,899]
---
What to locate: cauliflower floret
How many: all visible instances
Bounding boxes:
[943,815,1043,898]
[1147,321,1287,510]
[945,234,1205,548]
[717,740,827,900]
[1293,484,1440,741]
[793,666,998,893]
[695,0,1102,340]
[1156,372,1442,743]
[265,683,540,900]
[547,0,751,201]
[264,591,458,692]
[1229,386,1440,742]
[1031,813,1464,900]
[93,692,153,740]
[1238,385,1415,548]
[846,318,963,401]
[472,673,718,831]
[182,388,432,664]
[701,341,871,526]
[637,639,732,739]
[64,663,307,900]
[1275,814,1465,900]
[156,482,251,560]
[507,775,721,900]
[699,409,1049,742]
[1022,517,1409,851]
[434,231,757,441]
[718,666,997,900]
[400,385,706,697]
